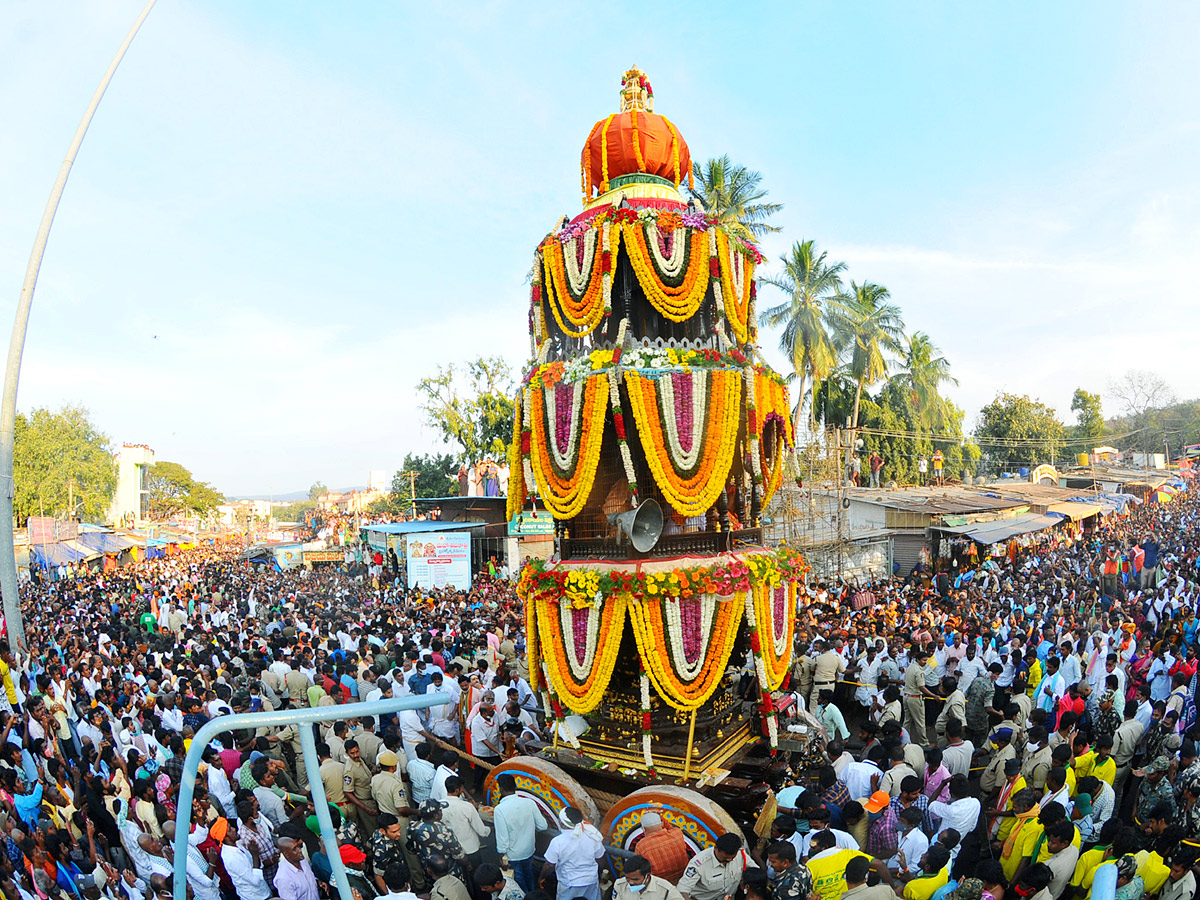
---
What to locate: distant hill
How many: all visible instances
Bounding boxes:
[229,486,366,502]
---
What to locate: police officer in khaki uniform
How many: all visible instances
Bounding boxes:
[344,738,379,833]
[372,749,427,890]
[319,741,349,815]
[678,834,755,900]
[903,649,934,745]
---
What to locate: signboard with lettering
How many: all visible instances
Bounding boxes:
[406,531,471,591]
[508,512,555,536]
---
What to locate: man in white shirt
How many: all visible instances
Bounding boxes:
[889,807,929,876]
[927,774,980,841]
[442,776,491,861]
[216,817,272,900]
[492,773,548,893]
[430,750,461,802]
[542,807,605,900]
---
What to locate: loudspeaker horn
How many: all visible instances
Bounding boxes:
[607,497,664,553]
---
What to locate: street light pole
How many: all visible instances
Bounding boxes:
[0,0,158,646]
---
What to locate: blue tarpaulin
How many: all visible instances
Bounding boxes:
[78,532,138,554]
[31,541,93,567]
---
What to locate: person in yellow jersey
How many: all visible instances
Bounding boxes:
[0,642,19,715]
[998,790,1041,883]
[1072,734,1117,788]
[805,831,892,900]
[902,845,951,900]
[1070,820,1126,895]
[988,758,1026,844]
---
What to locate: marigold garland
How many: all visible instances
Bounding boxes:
[526,374,609,519]
[630,108,646,172]
[527,588,540,691]
[541,237,607,338]
[628,591,742,712]
[662,115,682,188]
[749,580,795,691]
[624,368,742,517]
[599,113,616,192]
[531,591,627,714]
[621,223,710,322]
[760,436,785,509]
[717,231,756,343]
[506,392,525,521]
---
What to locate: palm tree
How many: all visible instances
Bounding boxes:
[688,155,782,241]
[892,331,958,431]
[828,281,905,431]
[758,240,845,433]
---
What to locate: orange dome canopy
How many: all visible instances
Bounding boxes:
[581,67,693,200]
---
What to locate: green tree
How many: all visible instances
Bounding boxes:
[145,461,224,520]
[1069,388,1104,454]
[369,454,460,517]
[758,240,844,432]
[891,331,958,431]
[308,481,329,501]
[974,392,1065,473]
[273,499,316,523]
[12,405,116,525]
[417,356,515,464]
[828,281,905,430]
[688,155,783,241]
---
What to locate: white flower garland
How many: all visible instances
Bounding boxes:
[744,367,762,482]
[645,222,687,279]
[562,227,598,297]
[522,387,537,500]
[544,381,585,472]
[658,370,708,472]
[610,319,638,499]
[727,246,747,308]
[558,592,602,681]
[709,227,725,333]
[744,589,778,750]
[662,592,719,681]
[601,222,614,316]
[641,671,654,770]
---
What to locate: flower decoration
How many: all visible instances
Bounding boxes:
[624,368,742,517]
[526,374,609,519]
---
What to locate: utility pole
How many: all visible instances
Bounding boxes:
[0,1,158,647]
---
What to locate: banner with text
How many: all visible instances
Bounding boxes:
[406,531,471,591]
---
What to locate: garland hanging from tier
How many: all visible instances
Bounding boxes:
[506,392,525,521]
[526,373,609,519]
[541,226,613,338]
[639,665,656,776]
[628,590,743,712]
[714,231,757,344]
[760,432,785,510]
[527,582,540,691]
[621,221,711,322]
[748,580,796,692]
[754,369,794,449]
[623,368,742,517]
[526,587,627,715]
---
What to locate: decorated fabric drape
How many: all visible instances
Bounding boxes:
[526,374,609,519]
[539,222,620,338]
[715,231,756,343]
[530,591,627,714]
[628,592,744,712]
[621,221,711,322]
[624,368,742,517]
[748,581,796,691]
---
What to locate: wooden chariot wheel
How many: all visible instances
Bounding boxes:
[483,756,601,826]
[599,785,747,871]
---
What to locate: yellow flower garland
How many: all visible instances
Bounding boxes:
[621,224,710,322]
[527,375,609,519]
[623,369,742,517]
[752,581,796,691]
[532,593,627,714]
[541,236,608,338]
[506,393,524,521]
[527,590,540,691]
[600,113,616,192]
[717,231,756,344]
[760,440,784,509]
[630,108,646,172]
[662,115,682,188]
[628,592,744,712]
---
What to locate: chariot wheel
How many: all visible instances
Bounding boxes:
[483,756,601,826]
[600,785,747,872]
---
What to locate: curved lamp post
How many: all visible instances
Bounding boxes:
[0,0,158,645]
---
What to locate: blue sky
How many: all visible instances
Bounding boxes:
[2,2,1197,496]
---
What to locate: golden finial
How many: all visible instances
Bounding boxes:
[620,66,654,113]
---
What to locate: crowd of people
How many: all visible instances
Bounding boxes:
[0,481,1198,900]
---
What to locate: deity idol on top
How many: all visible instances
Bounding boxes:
[508,68,793,559]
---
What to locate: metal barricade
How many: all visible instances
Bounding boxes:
[171,693,452,900]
